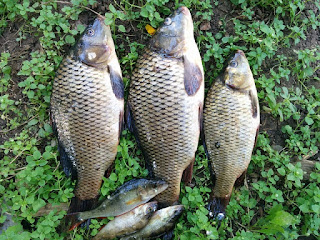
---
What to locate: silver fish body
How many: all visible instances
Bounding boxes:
[93,202,158,240]
[77,179,167,221]
[120,205,184,240]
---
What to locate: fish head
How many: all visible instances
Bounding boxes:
[159,205,185,223]
[224,50,254,90]
[138,179,168,201]
[149,6,194,56]
[75,17,113,67]
[141,201,158,218]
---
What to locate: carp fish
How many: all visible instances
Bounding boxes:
[93,201,158,240]
[126,6,204,206]
[120,205,184,240]
[50,17,124,217]
[75,179,167,222]
[203,50,260,219]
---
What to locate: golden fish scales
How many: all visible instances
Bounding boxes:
[128,49,203,205]
[204,78,258,199]
[51,57,123,200]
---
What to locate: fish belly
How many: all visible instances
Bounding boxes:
[129,50,202,204]
[51,57,123,200]
[204,80,257,198]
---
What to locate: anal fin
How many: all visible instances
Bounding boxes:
[235,170,247,188]
[182,158,195,184]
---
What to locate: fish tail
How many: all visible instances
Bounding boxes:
[66,196,98,231]
[207,195,230,221]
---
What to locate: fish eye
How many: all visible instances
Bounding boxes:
[87,28,95,36]
[164,17,172,26]
[229,60,238,67]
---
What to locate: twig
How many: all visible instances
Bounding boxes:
[53,161,60,172]
[9,146,28,164]
[0,114,38,133]
[1,166,27,181]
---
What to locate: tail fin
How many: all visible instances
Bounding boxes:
[207,195,230,221]
[66,196,98,231]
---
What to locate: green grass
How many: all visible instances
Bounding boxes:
[0,0,319,239]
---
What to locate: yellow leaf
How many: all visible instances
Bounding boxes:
[145,24,156,35]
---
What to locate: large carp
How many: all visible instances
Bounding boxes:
[203,50,260,220]
[50,17,124,217]
[127,6,204,206]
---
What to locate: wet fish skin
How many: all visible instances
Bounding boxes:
[77,179,168,221]
[120,205,184,240]
[127,6,204,206]
[50,17,124,215]
[93,201,158,240]
[203,50,260,219]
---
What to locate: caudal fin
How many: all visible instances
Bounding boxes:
[66,196,98,231]
[207,195,230,221]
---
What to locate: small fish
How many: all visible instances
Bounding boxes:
[50,16,124,218]
[203,50,260,220]
[127,6,204,206]
[75,179,168,222]
[93,201,158,240]
[120,205,184,240]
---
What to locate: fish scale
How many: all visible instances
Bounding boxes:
[51,56,123,201]
[128,49,202,204]
[204,78,258,199]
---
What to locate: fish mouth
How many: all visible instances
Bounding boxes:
[161,34,178,38]
[178,6,191,16]
[226,83,239,90]
[236,49,245,56]
[157,181,169,193]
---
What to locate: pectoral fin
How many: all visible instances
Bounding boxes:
[249,89,259,119]
[109,64,124,100]
[183,55,203,96]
